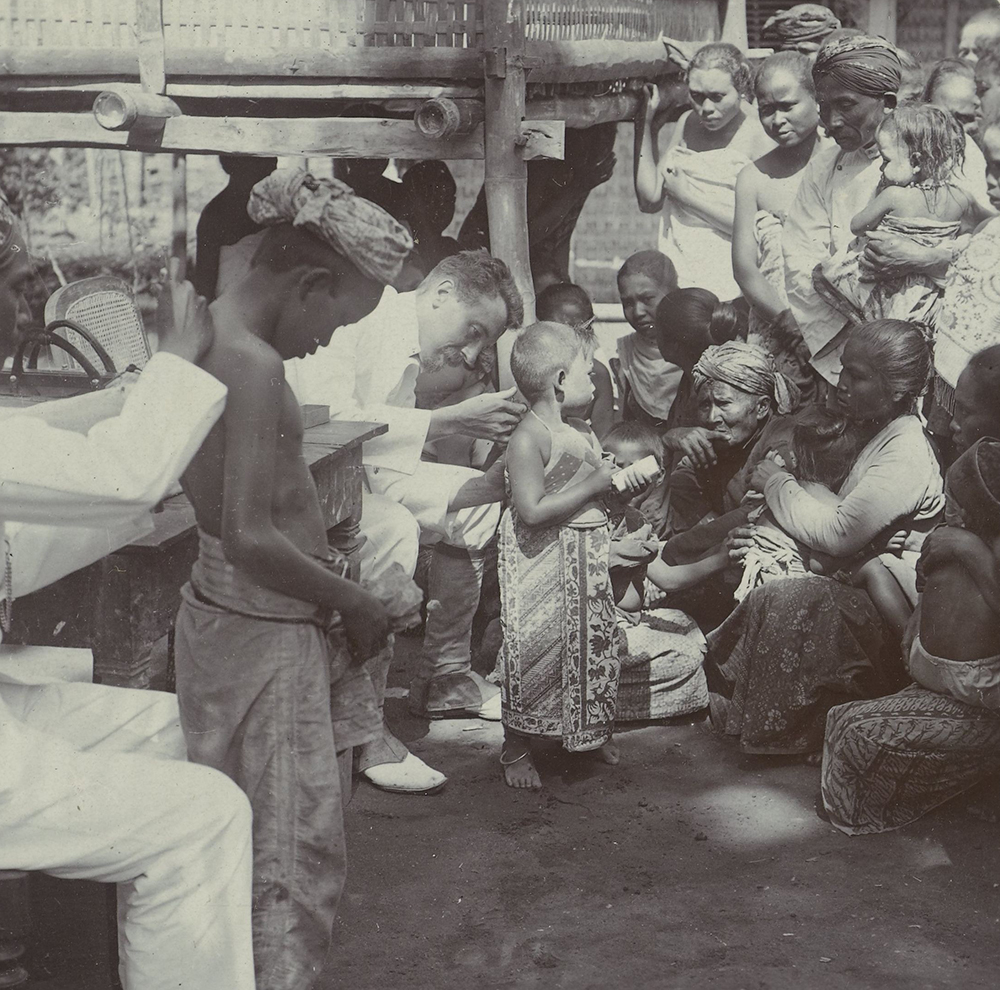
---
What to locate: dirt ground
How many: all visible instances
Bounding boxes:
[326,640,1000,990]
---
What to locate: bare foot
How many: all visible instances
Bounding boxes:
[502,738,542,790]
[598,740,620,765]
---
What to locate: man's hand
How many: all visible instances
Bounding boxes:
[340,588,390,666]
[860,230,951,282]
[155,259,214,364]
[664,426,727,469]
[443,387,527,442]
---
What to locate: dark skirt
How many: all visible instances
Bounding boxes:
[704,576,905,754]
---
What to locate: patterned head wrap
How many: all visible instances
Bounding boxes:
[813,36,902,97]
[764,4,841,52]
[0,198,27,275]
[248,168,413,284]
[946,437,1000,538]
[693,341,798,415]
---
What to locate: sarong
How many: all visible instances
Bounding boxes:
[498,512,621,751]
[822,684,1000,834]
[704,576,902,754]
[616,607,707,721]
[907,635,1000,712]
[814,214,961,328]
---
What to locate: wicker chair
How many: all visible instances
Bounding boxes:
[43,276,151,377]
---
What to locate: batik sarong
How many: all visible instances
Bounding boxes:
[616,607,707,721]
[498,421,621,751]
[822,684,1000,834]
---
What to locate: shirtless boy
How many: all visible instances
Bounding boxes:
[173,169,413,990]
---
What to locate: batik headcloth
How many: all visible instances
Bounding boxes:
[763,4,841,51]
[693,341,798,414]
[247,168,413,285]
[0,198,27,275]
[813,36,902,97]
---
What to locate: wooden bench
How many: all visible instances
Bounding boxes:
[3,420,387,687]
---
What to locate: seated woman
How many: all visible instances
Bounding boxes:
[706,320,944,758]
[822,344,1000,834]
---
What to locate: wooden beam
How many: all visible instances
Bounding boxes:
[484,0,533,331]
[0,111,487,159]
[136,0,167,94]
[867,0,898,44]
[721,1,749,50]
[414,98,484,139]
[522,40,676,84]
[93,89,181,130]
[0,46,482,81]
[526,92,640,128]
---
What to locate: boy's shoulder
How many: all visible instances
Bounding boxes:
[201,323,285,390]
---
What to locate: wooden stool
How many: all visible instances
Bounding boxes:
[0,871,29,988]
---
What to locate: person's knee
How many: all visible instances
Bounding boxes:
[189,765,252,840]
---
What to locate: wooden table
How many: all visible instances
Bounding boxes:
[4,420,387,688]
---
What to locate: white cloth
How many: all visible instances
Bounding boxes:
[284,286,430,475]
[782,142,883,383]
[0,680,254,990]
[763,414,944,558]
[615,333,683,421]
[0,353,254,990]
[658,110,765,299]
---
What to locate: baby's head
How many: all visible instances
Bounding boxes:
[953,344,1000,453]
[602,421,664,471]
[536,282,595,331]
[510,321,593,413]
[789,406,862,492]
[945,437,1000,540]
[617,251,678,343]
[876,102,966,189]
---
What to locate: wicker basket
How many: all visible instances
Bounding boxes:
[0,1,717,51]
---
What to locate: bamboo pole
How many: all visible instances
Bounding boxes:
[172,152,187,279]
[484,0,533,347]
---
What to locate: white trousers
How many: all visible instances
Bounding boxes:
[364,461,500,559]
[0,681,255,990]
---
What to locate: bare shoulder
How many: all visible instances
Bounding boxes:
[203,331,284,395]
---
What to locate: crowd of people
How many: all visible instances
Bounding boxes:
[5,4,1000,990]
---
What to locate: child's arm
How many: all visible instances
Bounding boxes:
[732,164,788,321]
[507,424,614,527]
[645,547,729,593]
[218,344,388,660]
[850,186,900,236]
[448,454,507,510]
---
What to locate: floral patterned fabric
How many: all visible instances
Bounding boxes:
[498,512,621,751]
[822,685,1000,834]
[704,576,905,754]
[498,419,621,751]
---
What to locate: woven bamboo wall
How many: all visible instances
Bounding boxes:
[0,1,718,50]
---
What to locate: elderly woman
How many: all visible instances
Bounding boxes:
[705,321,944,757]
[666,340,799,538]
[762,4,841,57]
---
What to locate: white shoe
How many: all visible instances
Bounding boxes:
[475,690,503,721]
[361,752,448,795]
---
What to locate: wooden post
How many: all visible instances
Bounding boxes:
[945,0,961,57]
[484,0,533,335]
[171,153,187,279]
[721,0,748,49]
[867,0,897,44]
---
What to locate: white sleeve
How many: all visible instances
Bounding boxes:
[285,322,431,476]
[0,352,226,525]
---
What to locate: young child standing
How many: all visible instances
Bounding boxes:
[815,103,995,328]
[173,169,414,990]
[498,323,643,790]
